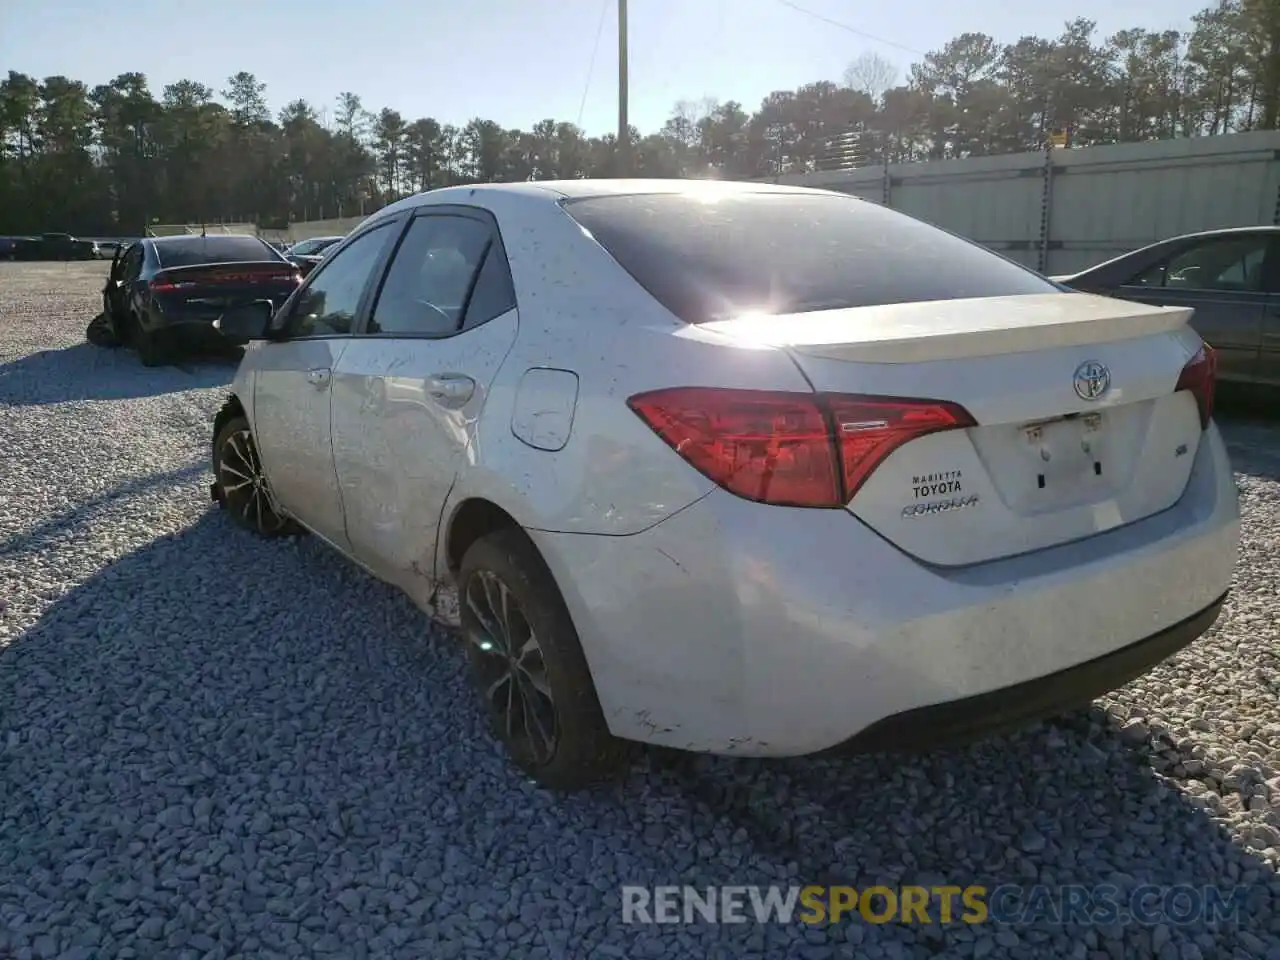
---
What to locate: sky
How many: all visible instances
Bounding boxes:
[3,0,1210,137]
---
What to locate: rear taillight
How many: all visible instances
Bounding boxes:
[825,396,977,496]
[627,387,975,508]
[149,275,186,293]
[150,269,302,292]
[1175,342,1217,429]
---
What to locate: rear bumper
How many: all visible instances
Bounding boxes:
[819,591,1226,755]
[530,423,1240,757]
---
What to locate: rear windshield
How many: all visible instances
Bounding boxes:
[563,192,1058,323]
[292,237,341,255]
[155,236,280,268]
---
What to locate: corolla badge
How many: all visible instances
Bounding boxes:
[1072,360,1110,401]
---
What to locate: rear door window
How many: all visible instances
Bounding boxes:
[1130,234,1272,293]
[562,192,1058,324]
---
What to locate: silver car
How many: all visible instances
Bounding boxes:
[1054,225,1280,387]
[208,180,1238,790]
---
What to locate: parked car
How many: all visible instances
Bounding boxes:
[284,235,344,277]
[90,239,121,259]
[209,179,1239,790]
[38,232,95,260]
[1052,225,1280,387]
[94,234,302,365]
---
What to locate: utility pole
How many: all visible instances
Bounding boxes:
[617,0,630,176]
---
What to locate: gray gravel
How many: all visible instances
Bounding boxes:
[1,260,1279,960]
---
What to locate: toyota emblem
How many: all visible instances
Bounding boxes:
[1073,360,1110,401]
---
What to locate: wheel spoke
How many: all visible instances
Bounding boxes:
[503,677,517,739]
[515,636,553,699]
[465,591,501,647]
[254,485,264,529]
[519,680,555,760]
[479,574,508,646]
[227,434,251,472]
[467,569,557,763]
[220,461,253,482]
[240,488,256,521]
[486,669,512,702]
[497,580,514,636]
[221,477,254,493]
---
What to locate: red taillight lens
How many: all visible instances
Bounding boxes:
[1175,342,1217,429]
[825,396,977,496]
[627,388,841,507]
[151,269,301,292]
[627,387,975,507]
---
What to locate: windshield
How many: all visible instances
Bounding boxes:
[154,236,282,268]
[563,192,1058,324]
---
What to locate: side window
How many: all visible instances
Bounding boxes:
[462,242,517,331]
[1131,236,1270,293]
[367,215,494,336]
[283,222,396,338]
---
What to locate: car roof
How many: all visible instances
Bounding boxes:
[1154,225,1280,244]
[404,178,852,205]
[148,233,265,244]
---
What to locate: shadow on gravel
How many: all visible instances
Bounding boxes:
[0,463,206,558]
[1,508,1276,958]
[0,341,237,406]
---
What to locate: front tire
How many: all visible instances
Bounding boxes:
[212,416,302,537]
[458,528,630,790]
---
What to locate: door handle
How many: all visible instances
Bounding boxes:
[306,367,331,389]
[426,373,475,405]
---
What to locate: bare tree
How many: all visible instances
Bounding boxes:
[843,52,899,103]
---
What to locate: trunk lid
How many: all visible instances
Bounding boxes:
[152,261,301,316]
[700,292,1208,567]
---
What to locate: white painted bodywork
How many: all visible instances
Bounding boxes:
[226,178,1240,756]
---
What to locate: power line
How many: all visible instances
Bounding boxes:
[577,0,612,129]
[770,0,926,58]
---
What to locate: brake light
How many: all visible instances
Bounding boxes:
[627,387,975,507]
[149,276,187,293]
[150,269,302,292]
[1175,342,1217,429]
[825,396,977,496]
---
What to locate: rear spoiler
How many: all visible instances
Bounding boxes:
[155,260,293,276]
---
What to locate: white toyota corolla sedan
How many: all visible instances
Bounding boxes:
[209,179,1240,790]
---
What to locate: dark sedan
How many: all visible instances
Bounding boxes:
[96,234,302,366]
[284,235,344,277]
[1053,225,1280,387]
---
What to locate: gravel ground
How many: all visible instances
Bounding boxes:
[1,261,1279,960]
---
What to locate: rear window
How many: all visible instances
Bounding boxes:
[155,236,280,268]
[563,192,1058,323]
[293,237,341,255]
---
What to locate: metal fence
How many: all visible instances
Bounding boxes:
[772,129,1280,275]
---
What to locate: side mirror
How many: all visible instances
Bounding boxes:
[214,300,275,342]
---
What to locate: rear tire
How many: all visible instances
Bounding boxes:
[212,416,302,537]
[85,313,120,348]
[458,528,630,790]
